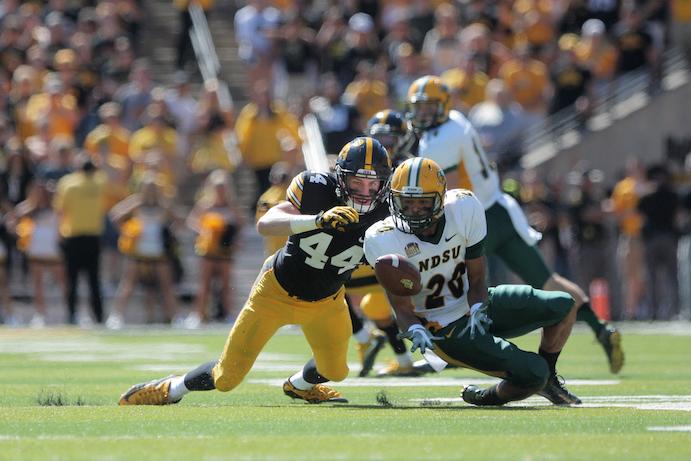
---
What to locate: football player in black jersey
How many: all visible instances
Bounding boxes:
[118,137,392,405]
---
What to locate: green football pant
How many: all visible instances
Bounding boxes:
[429,285,574,388]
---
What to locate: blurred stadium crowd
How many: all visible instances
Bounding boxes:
[0,0,690,329]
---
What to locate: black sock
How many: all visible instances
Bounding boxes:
[381,323,407,354]
[480,384,507,406]
[576,302,606,336]
[346,295,365,335]
[302,358,329,385]
[183,360,217,391]
[539,349,561,375]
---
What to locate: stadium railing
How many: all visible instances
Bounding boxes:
[523,48,691,155]
[188,3,242,168]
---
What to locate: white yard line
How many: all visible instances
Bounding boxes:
[647,425,691,432]
[409,395,691,412]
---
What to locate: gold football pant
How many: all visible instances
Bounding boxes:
[212,264,351,392]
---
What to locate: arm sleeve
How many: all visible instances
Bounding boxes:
[285,172,307,212]
[467,194,487,248]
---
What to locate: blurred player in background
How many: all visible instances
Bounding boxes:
[406,75,623,374]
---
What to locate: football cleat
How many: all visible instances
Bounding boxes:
[461,384,493,406]
[597,326,624,374]
[282,380,348,404]
[358,331,387,377]
[118,375,181,406]
[375,360,424,377]
[538,374,582,405]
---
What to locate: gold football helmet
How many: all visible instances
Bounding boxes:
[390,157,447,233]
[406,75,451,130]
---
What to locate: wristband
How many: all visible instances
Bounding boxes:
[469,302,483,314]
[289,215,319,234]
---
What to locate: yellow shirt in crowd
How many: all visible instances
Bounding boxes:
[499,59,549,111]
[610,177,643,237]
[235,103,301,170]
[672,0,691,21]
[344,79,389,121]
[173,0,214,10]
[84,124,131,160]
[54,171,108,237]
[24,92,78,141]
[441,68,489,112]
[575,41,618,80]
[255,184,289,257]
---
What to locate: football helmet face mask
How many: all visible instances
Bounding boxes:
[406,76,451,130]
[390,157,446,233]
[366,110,408,158]
[335,137,392,215]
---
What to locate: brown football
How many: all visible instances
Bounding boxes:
[374,254,422,296]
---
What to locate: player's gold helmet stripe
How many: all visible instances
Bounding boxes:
[364,137,373,170]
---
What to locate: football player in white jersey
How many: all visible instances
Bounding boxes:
[406,75,624,374]
[364,158,582,406]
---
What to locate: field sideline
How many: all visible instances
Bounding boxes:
[1,324,690,461]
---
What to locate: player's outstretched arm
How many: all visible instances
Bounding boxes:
[387,291,441,353]
[256,201,359,236]
[256,200,305,236]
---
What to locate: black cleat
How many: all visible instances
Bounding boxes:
[597,326,624,374]
[538,374,582,405]
[461,385,485,406]
[460,385,504,406]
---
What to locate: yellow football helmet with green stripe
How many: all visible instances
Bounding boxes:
[406,75,451,130]
[335,136,392,214]
[390,157,446,233]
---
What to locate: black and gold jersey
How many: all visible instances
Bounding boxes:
[274,171,389,301]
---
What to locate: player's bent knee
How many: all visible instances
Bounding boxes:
[550,292,576,321]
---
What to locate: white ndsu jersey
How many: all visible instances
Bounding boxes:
[364,190,487,327]
[418,110,502,209]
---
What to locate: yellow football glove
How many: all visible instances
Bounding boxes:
[316,206,359,231]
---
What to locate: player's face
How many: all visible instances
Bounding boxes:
[346,176,383,205]
[411,101,437,128]
[397,196,435,218]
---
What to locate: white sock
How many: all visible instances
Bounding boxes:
[354,328,370,344]
[168,375,190,401]
[288,371,313,391]
[396,353,413,367]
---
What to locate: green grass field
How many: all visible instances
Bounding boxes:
[1,324,691,461]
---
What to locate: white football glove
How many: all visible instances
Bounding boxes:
[397,324,442,354]
[460,302,492,340]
